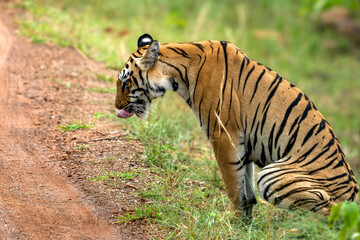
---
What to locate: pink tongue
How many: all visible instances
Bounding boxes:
[116,109,135,119]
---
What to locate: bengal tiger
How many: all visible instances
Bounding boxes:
[115,33,359,220]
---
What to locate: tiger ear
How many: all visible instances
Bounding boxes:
[137,40,160,70]
[137,33,153,48]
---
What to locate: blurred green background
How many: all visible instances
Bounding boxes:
[12,0,360,238]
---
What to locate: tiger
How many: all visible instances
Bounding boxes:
[115,33,359,220]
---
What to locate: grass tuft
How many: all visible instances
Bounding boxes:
[58,121,94,132]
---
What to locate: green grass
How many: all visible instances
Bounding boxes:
[58,121,94,132]
[89,167,140,183]
[113,101,339,239]
[13,0,360,239]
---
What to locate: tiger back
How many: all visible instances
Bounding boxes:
[115,34,359,219]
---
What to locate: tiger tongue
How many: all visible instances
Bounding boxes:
[116,109,135,119]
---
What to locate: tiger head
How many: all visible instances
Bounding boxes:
[115,34,173,119]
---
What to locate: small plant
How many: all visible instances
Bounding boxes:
[93,112,112,120]
[32,36,46,44]
[89,168,141,182]
[328,201,360,240]
[114,203,165,223]
[73,144,89,150]
[58,121,94,132]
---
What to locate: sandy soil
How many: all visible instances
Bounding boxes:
[0,7,155,240]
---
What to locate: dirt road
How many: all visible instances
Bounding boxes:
[0,8,149,240]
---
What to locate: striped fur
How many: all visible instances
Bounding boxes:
[115,34,359,219]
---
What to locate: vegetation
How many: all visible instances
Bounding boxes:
[328,201,360,240]
[58,121,94,132]
[14,0,360,239]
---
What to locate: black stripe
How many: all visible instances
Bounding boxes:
[308,156,338,174]
[190,42,205,52]
[298,102,312,125]
[268,123,276,161]
[121,81,128,93]
[296,143,319,163]
[246,139,253,157]
[348,190,357,201]
[267,74,279,91]
[315,119,327,135]
[250,104,260,132]
[282,125,300,158]
[170,78,178,91]
[159,59,188,88]
[258,169,305,186]
[198,97,203,127]
[130,88,151,102]
[301,123,319,146]
[230,154,246,166]
[186,98,192,107]
[237,57,246,89]
[261,103,271,135]
[326,149,338,160]
[224,77,234,127]
[228,76,234,113]
[132,76,139,87]
[311,201,332,212]
[267,179,315,199]
[175,47,189,55]
[249,69,266,104]
[263,76,282,112]
[180,64,190,88]
[138,70,145,84]
[275,93,303,148]
[333,186,353,201]
[253,122,260,150]
[292,198,317,208]
[242,65,255,92]
[300,139,334,167]
[132,53,141,58]
[329,128,336,139]
[288,115,301,135]
[167,47,191,58]
[324,138,335,149]
[257,166,290,184]
[206,105,212,139]
[273,187,313,205]
[332,159,344,169]
[192,55,207,104]
[220,41,229,109]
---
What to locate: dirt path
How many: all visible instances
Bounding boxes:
[0,8,150,240]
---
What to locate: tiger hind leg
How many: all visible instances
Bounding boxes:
[257,163,335,215]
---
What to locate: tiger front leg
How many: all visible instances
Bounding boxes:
[211,133,257,222]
